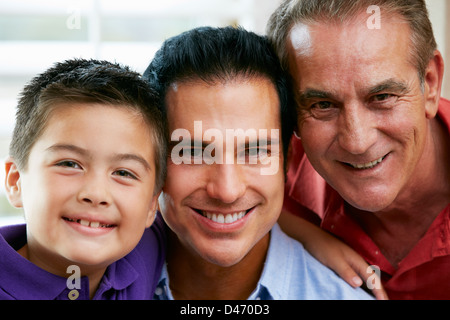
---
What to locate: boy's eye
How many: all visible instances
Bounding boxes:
[56,160,81,169]
[113,169,138,180]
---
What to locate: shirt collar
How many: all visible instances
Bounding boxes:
[0,224,139,299]
[249,224,291,300]
[154,224,288,300]
[0,224,69,299]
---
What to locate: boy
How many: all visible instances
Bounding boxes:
[0,59,167,299]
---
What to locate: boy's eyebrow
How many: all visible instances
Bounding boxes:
[46,144,151,170]
[46,144,89,157]
[112,153,151,171]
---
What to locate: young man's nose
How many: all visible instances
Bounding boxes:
[337,103,377,155]
[205,164,246,204]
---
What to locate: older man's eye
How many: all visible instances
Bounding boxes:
[372,93,393,102]
[311,101,334,110]
[308,101,339,120]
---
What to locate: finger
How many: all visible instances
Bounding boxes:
[334,264,364,288]
[357,265,389,300]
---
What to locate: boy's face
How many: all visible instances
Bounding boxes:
[6,103,158,272]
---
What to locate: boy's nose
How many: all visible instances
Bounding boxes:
[78,173,112,207]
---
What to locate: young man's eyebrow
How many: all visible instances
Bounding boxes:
[367,79,410,95]
[169,140,211,149]
[237,137,280,149]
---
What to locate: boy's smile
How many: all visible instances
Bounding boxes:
[9,103,158,275]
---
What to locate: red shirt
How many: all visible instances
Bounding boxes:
[283,98,450,300]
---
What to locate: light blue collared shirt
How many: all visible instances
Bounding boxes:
[154,224,374,300]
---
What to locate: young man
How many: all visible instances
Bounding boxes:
[267,0,450,299]
[1,59,167,299]
[144,26,373,300]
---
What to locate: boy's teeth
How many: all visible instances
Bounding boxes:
[80,219,90,227]
[65,217,111,228]
[90,221,100,228]
[201,211,247,224]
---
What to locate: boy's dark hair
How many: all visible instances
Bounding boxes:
[143,26,296,168]
[10,58,167,193]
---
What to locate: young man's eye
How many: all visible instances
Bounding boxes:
[113,170,138,180]
[237,147,272,163]
[190,148,203,158]
[56,160,81,169]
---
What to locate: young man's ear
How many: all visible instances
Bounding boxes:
[145,191,162,228]
[424,50,445,119]
[4,157,23,208]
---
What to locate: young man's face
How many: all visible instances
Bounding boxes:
[160,78,285,267]
[287,14,440,212]
[6,104,158,273]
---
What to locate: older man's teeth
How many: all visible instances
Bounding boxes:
[201,211,247,224]
[349,156,384,170]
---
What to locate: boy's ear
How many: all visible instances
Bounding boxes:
[145,191,161,228]
[4,157,23,208]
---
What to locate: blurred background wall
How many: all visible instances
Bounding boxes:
[0,0,448,225]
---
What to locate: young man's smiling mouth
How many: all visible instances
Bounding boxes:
[193,209,252,224]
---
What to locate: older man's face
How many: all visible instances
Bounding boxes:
[287,14,439,212]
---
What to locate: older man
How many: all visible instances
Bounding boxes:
[143,26,372,300]
[267,0,450,299]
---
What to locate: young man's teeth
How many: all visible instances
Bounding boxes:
[350,156,384,169]
[202,211,246,224]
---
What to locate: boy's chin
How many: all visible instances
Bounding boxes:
[61,246,123,270]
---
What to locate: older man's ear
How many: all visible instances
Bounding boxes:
[424,50,445,119]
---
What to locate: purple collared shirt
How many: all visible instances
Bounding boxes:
[0,213,166,300]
